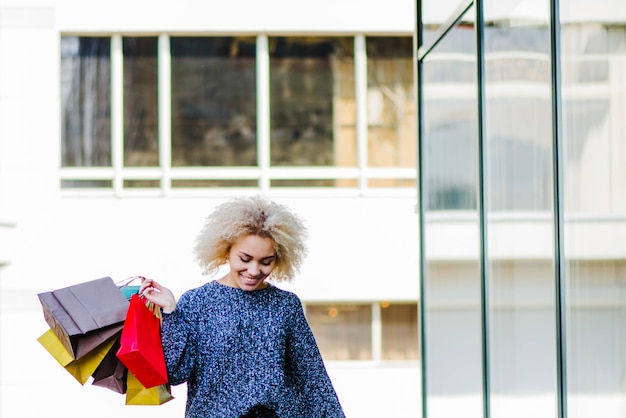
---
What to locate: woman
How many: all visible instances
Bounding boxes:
[140,195,345,418]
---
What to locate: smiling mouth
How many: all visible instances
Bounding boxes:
[240,274,262,284]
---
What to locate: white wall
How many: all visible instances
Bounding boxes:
[0,2,421,416]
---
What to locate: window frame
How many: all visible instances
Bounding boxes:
[59,34,417,198]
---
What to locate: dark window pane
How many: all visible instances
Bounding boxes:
[269,37,354,167]
[61,37,111,167]
[61,179,112,188]
[170,179,258,188]
[270,179,335,188]
[123,37,159,167]
[171,37,257,167]
[381,303,419,361]
[306,304,372,361]
[366,37,416,172]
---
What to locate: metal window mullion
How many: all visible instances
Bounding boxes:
[550,0,568,417]
[257,35,270,193]
[415,0,428,415]
[475,1,491,418]
[111,35,124,196]
[159,34,172,196]
[372,303,382,362]
[355,35,368,195]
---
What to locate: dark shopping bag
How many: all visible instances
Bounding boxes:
[92,337,128,394]
[116,294,168,389]
[38,277,129,360]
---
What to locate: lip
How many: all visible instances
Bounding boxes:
[240,274,262,284]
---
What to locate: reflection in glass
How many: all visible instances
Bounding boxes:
[483,9,557,418]
[171,37,256,167]
[61,37,111,167]
[306,304,372,361]
[123,37,158,167]
[423,27,478,211]
[421,16,483,418]
[561,15,626,418]
[269,37,354,169]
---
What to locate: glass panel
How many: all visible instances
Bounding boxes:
[61,37,111,167]
[366,37,416,180]
[482,5,557,418]
[423,25,478,211]
[171,37,256,167]
[305,304,372,361]
[368,178,417,188]
[269,37,355,168]
[60,179,112,188]
[381,302,419,361]
[561,9,626,417]
[171,179,258,188]
[124,179,160,188]
[421,9,484,418]
[123,37,158,167]
[270,179,336,188]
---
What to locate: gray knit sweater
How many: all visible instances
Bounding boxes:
[161,280,346,418]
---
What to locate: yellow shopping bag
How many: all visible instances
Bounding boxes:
[125,371,173,406]
[37,329,118,385]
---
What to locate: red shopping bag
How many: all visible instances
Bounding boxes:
[116,294,168,388]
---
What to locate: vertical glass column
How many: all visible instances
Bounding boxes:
[420,7,484,418]
[560,1,626,416]
[481,2,558,417]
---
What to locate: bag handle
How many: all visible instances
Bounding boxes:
[116,276,146,288]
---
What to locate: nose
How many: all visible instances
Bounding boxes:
[247,262,262,276]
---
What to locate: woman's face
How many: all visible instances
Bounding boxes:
[225,234,276,291]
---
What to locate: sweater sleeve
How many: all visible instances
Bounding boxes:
[285,296,346,418]
[160,292,196,385]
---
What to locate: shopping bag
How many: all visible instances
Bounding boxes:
[119,285,141,301]
[116,293,168,388]
[125,371,173,406]
[38,277,129,360]
[117,275,143,301]
[37,329,119,385]
[92,337,128,394]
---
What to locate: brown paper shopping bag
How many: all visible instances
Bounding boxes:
[92,337,128,394]
[38,277,129,360]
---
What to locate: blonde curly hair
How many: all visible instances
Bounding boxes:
[193,195,309,282]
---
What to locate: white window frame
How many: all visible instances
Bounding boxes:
[59,34,417,198]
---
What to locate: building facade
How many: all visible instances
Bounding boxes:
[0,0,624,417]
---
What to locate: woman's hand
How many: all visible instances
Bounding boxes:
[139,277,177,314]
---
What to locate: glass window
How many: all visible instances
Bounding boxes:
[306,304,372,361]
[561,11,626,418]
[123,37,158,168]
[482,6,558,418]
[61,37,111,167]
[381,302,419,361]
[421,9,484,418]
[269,37,355,170]
[170,37,257,167]
[366,37,416,188]
[422,28,478,211]
[484,24,552,212]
